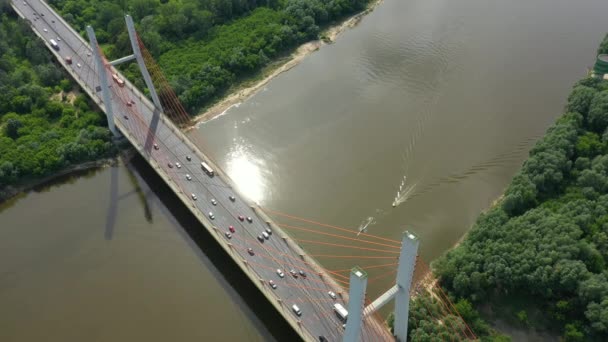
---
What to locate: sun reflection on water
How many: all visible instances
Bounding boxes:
[226,144,266,204]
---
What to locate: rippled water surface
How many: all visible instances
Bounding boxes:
[2,0,608,340]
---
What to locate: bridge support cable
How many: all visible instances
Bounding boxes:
[94,20,404,341]
[135,42,185,124]
[434,285,477,339]
[226,233,360,338]
[430,284,471,340]
[363,296,394,341]
[137,45,230,178]
[136,37,191,124]
[229,233,350,287]
[414,259,477,340]
[101,60,154,150]
[98,62,194,201]
[293,239,401,255]
[329,263,399,274]
[410,286,459,342]
[279,223,401,250]
[229,238,362,339]
[135,32,255,198]
[136,36,239,173]
[310,254,398,260]
[86,25,118,136]
[262,208,402,246]
[432,280,477,339]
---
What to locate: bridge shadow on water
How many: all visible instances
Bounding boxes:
[126,154,302,342]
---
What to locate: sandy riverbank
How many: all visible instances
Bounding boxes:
[187,0,385,129]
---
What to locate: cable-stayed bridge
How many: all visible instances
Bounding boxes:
[10,1,477,341]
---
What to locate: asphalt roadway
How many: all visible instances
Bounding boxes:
[10,1,393,340]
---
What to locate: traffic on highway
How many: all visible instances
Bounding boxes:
[11,1,391,340]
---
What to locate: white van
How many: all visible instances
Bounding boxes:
[334,303,348,322]
[292,304,302,316]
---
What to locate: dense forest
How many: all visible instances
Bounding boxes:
[48,0,372,113]
[0,3,114,189]
[387,290,509,341]
[432,34,608,341]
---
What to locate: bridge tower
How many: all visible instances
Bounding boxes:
[86,26,117,136]
[357,231,419,342]
[85,15,163,136]
[343,267,368,342]
[393,231,419,341]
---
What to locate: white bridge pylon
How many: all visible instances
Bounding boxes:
[86,14,163,137]
[345,232,419,342]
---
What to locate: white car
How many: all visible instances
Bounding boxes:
[211,199,217,206]
[43,28,47,32]
[276,269,285,278]
[57,37,61,41]
[208,212,215,220]
[191,193,197,200]
[186,174,192,181]
[176,162,181,169]
[328,291,337,300]
[269,280,277,289]
[76,63,81,68]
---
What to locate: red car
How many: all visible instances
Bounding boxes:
[247,248,254,256]
[238,215,245,221]
[229,226,235,233]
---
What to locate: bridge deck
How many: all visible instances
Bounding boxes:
[11,1,393,340]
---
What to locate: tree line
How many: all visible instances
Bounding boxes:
[431,34,608,341]
[0,7,114,188]
[48,0,371,113]
[387,291,509,341]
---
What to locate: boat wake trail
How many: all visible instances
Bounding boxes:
[357,216,375,236]
[392,177,418,208]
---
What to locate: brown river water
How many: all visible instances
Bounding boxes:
[2,0,608,340]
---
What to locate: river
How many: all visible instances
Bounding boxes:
[2,0,608,340]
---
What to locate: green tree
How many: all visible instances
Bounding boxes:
[5,118,22,139]
[586,299,608,333]
[589,91,608,133]
[576,132,604,158]
[563,323,585,342]
[44,101,63,119]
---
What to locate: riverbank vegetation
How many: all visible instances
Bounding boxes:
[430,34,608,340]
[387,290,509,341]
[0,6,114,189]
[49,0,372,113]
